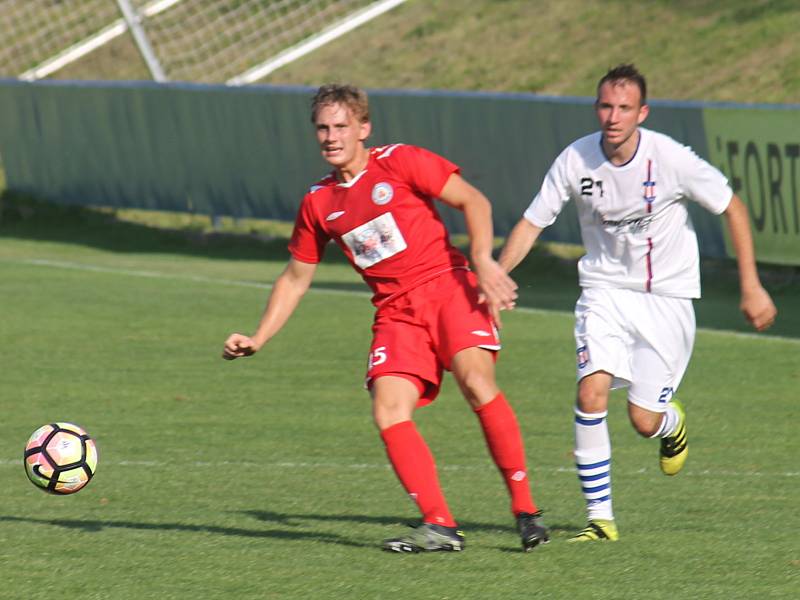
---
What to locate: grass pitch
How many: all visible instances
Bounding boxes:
[0,199,797,599]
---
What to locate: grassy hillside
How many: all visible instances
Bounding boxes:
[53,0,800,104]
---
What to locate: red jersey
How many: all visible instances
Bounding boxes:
[288,144,470,306]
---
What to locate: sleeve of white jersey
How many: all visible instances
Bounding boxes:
[523,148,573,228]
[678,143,734,215]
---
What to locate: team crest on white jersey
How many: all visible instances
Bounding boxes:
[643,159,656,203]
[372,182,394,205]
[577,345,590,369]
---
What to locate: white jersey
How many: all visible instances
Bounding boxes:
[524,128,732,298]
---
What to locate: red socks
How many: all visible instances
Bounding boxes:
[474,393,538,515]
[380,420,456,527]
[380,393,537,525]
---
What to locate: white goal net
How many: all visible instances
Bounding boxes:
[0,0,404,84]
[0,0,121,78]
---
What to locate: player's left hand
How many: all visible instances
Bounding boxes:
[473,256,518,328]
[740,285,777,331]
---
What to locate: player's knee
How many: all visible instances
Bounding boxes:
[451,347,499,407]
[576,372,614,413]
[576,387,608,413]
[370,376,420,429]
[455,371,497,408]
[372,403,408,430]
[372,396,413,430]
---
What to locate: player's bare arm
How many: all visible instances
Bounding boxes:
[222,258,318,359]
[498,218,544,274]
[723,194,777,331]
[438,173,518,324]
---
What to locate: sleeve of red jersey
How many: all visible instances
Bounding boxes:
[390,145,461,198]
[288,193,329,264]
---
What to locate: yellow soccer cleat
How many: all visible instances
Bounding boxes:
[567,519,619,542]
[660,400,688,476]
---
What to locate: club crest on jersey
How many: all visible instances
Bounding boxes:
[643,159,656,203]
[577,345,590,369]
[372,182,394,205]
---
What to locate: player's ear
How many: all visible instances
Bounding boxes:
[359,120,372,142]
[637,103,649,125]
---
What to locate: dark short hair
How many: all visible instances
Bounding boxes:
[310,83,369,123]
[597,64,647,104]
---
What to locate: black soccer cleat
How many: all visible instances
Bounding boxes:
[516,511,550,552]
[382,523,465,553]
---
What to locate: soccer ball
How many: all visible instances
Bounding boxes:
[24,422,98,494]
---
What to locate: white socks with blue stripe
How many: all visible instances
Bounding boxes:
[651,403,680,438]
[574,408,613,521]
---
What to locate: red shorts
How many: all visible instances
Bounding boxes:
[365,268,500,405]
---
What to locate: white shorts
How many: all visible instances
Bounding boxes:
[574,287,695,412]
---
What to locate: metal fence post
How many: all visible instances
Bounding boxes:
[115,0,168,82]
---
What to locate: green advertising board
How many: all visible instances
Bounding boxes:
[0,80,797,264]
[703,108,800,265]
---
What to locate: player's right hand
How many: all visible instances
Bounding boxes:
[222,333,258,360]
[472,256,518,328]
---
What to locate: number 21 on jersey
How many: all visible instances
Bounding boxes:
[581,177,604,197]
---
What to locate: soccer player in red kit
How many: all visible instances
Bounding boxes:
[222,84,548,553]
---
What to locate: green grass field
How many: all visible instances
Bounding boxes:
[1,199,798,599]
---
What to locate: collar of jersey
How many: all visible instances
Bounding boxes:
[336,169,368,188]
[599,128,645,169]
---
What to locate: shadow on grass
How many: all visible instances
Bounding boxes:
[241,509,576,537]
[0,513,370,548]
[0,511,576,551]
[0,191,309,263]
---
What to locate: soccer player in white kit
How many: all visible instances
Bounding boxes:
[499,64,777,542]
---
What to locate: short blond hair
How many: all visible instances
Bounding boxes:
[310,83,369,123]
